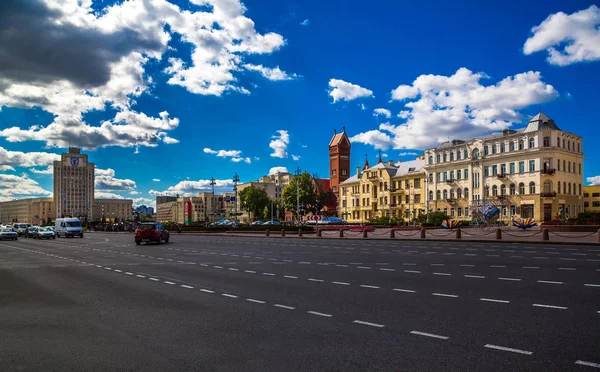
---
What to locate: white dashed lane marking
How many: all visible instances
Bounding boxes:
[353,320,384,328]
[480,298,510,304]
[332,281,350,286]
[274,304,295,310]
[537,280,564,285]
[307,311,332,318]
[432,293,458,298]
[533,304,568,310]
[484,344,532,355]
[410,331,449,340]
[575,360,600,368]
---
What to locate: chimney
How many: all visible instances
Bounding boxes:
[388,160,394,166]
[356,167,361,176]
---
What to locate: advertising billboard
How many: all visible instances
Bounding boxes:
[184,201,192,225]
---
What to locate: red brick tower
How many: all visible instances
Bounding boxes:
[329,127,351,199]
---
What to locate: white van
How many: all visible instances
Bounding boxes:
[55,218,84,238]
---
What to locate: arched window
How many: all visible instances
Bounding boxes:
[518,140,524,150]
[568,141,571,151]
[492,185,498,196]
[557,139,561,148]
[509,142,515,152]
[429,190,434,201]
[450,189,455,199]
[484,186,490,197]
[464,149,468,159]
[428,156,433,165]
[543,181,552,194]
[450,152,454,161]
[436,190,441,200]
[529,138,535,148]
[557,181,561,194]
[472,149,480,160]
[443,190,448,200]
[443,153,447,162]
[464,188,469,199]
[529,181,536,194]
[501,143,506,153]
[509,183,516,195]
[457,188,462,199]
[519,182,525,194]
[562,138,565,148]
[457,151,461,160]
[543,137,550,147]
[500,184,506,196]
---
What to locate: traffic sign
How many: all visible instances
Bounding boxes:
[225,196,231,202]
[307,215,323,221]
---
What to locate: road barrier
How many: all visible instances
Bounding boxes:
[339,229,344,238]
[496,228,502,240]
[542,228,549,241]
[390,230,395,238]
[456,228,461,239]
[281,229,285,237]
[266,229,270,237]
[420,228,426,239]
[298,229,302,237]
[363,230,368,238]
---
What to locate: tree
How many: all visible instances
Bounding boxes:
[419,211,450,226]
[282,172,318,217]
[239,186,270,221]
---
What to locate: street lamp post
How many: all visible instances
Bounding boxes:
[388,185,396,225]
[295,167,301,226]
[210,176,216,223]
[233,173,240,223]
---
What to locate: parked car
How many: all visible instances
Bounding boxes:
[34,227,56,239]
[12,223,29,236]
[26,226,39,238]
[263,220,281,225]
[55,218,84,238]
[47,226,58,237]
[250,220,263,226]
[0,227,18,241]
[135,222,169,245]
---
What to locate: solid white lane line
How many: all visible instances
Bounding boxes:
[136,274,146,278]
[410,331,449,340]
[284,275,298,279]
[164,281,175,285]
[274,304,295,310]
[213,266,223,269]
[575,360,600,368]
[433,272,451,276]
[308,278,324,282]
[532,303,567,310]
[149,278,160,281]
[585,283,600,288]
[404,270,421,274]
[432,293,458,298]
[299,261,311,264]
[403,263,417,266]
[222,294,238,298]
[498,277,521,281]
[332,281,350,286]
[181,285,194,289]
[360,285,380,289]
[559,258,576,261]
[480,298,510,304]
[353,320,384,328]
[307,311,332,317]
[464,275,485,279]
[336,264,349,268]
[246,299,265,304]
[380,268,396,271]
[200,289,215,293]
[484,344,532,355]
[95,265,103,268]
[538,280,564,285]
[393,288,416,293]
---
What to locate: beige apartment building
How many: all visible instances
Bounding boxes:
[155,192,236,224]
[583,186,600,213]
[92,199,133,223]
[424,113,584,222]
[340,157,426,223]
[0,197,54,225]
[236,171,295,222]
[54,147,95,220]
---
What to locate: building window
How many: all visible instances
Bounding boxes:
[492,145,497,154]
[429,191,434,201]
[501,184,506,196]
[436,190,441,200]
[568,162,571,173]
[492,165,498,176]
[579,163,581,174]
[450,208,455,217]
[450,152,454,161]
[473,149,480,160]
[457,151,462,160]
[473,173,479,188]
[449,171,454,181]
[501,143,505,153]
[332,169,336,176]
[543,181,552,194]
[509,163,515,174]
[464,188,469,199]
[568,141,571,151]
[501,164,507,175]
[522,205,534,218]
[450,189,455,199]
[509,142,515,152]
[529,138,535,149]
[457,170,462,180]
[437,154,441,163]
[519,182,525,194]
[543,137,550,147]
[584,202,590,208]
[443,190,448,200]
[458,208,462,217]
[510,205,516,216]
[484,166,489,177]
[510,183,516,195]
[568,183,572,195]
[341,169,347,176]
[484,186,490,197]
[484,146,489,155]
[464,169,469,180]
[443,153,447,162]
[577,143,581,153]
[436,173,441,183]
[405,180,410,188]
[405,195,410,203]
[492,185,498,196]
[579,184,582,196]
[519,140,524,150]
[563,138,565,148]
[464,149,469,159]
[593,202,600,207]
[414,194,421,203]
[519,161,525,173]
[529,182,536,194]
[558,181,561,194]
[457,188,462,198]
[529,160,535,172]
[429,156,433,165]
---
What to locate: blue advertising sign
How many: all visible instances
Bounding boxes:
[479,202,499,221]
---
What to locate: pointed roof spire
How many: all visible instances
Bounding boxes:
[377,149,383,164]
[363,153,370,170]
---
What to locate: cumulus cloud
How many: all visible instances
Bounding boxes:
[292,155,301,161]
[269,166,289,175]
[30,165,54,175]
[133,197,156,208]
[95,191,125,199]
[269,130,289,158]
[95,168,136,191]
[373,108,391,118]
[0,147,60,173]
[149,179,234,197]
[301,19,310,26]
[0,0,291,149]
[130,191,140,195]
[587,176,600,186]
[244,64,298,81]
[351,67,558,150]
[152,179,161,182]
[328,79,374,103]
[204,147,252,163]
[523,5,600,66]
[0,174,52,202]
[231,157,251,163]
[398,152,418,156]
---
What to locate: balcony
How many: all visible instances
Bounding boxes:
[497,173,507,179]
[445,179,454,184]
[542,168,556,175]
[541,192,557,198]
[496,195,506,200]
[446,198,455,203]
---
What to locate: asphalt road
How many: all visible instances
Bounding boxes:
[1,233,599,371]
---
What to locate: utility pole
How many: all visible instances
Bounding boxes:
[233,173,240,223]
[271,200,273,222]
[295,167,301,226]
[210,176,216,223]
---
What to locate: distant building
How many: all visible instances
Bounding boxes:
[54,147,95,220]
[583,186,600,213]
[236,171,295,222]
[155,193,237,224]
[156,195,177,205]
[134,205,155,215]
[93,199,133,223]
[0,197,54,225]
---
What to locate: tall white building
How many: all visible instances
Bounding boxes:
[53,148,95,220]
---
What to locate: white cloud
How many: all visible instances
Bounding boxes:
[292,155,301,161]
[133,197,155,208]
[0,0,291,149]
[328,79,374,103]
[351,67,558,150]
[381,153,388,158]
[301,19,310,26]
[523,5,600,66]
[373,108,391,118]
[359,103,367,111]
[0,174,52,201]
[130,191,140,195]
[398,152,418,156]
[204,148,242,157]
[95,192,125,199]
[253,156,260,161]
[231,157,251,163]
[269,130,289,158]
[30,166,54,175]
[152,179,161,182]
[269,166,289,175]
[0,147,60,173]
[149,179,233,197]
[586,176,600,186]
[244,64,298,81]
[95,168,136,191]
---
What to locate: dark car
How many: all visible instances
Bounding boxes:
[134,223,169,245]
[33,227,56,239]
[26,226,39,238]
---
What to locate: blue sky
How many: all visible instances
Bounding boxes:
[0,0,599,206]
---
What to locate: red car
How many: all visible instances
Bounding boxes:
[135,222,170,245]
